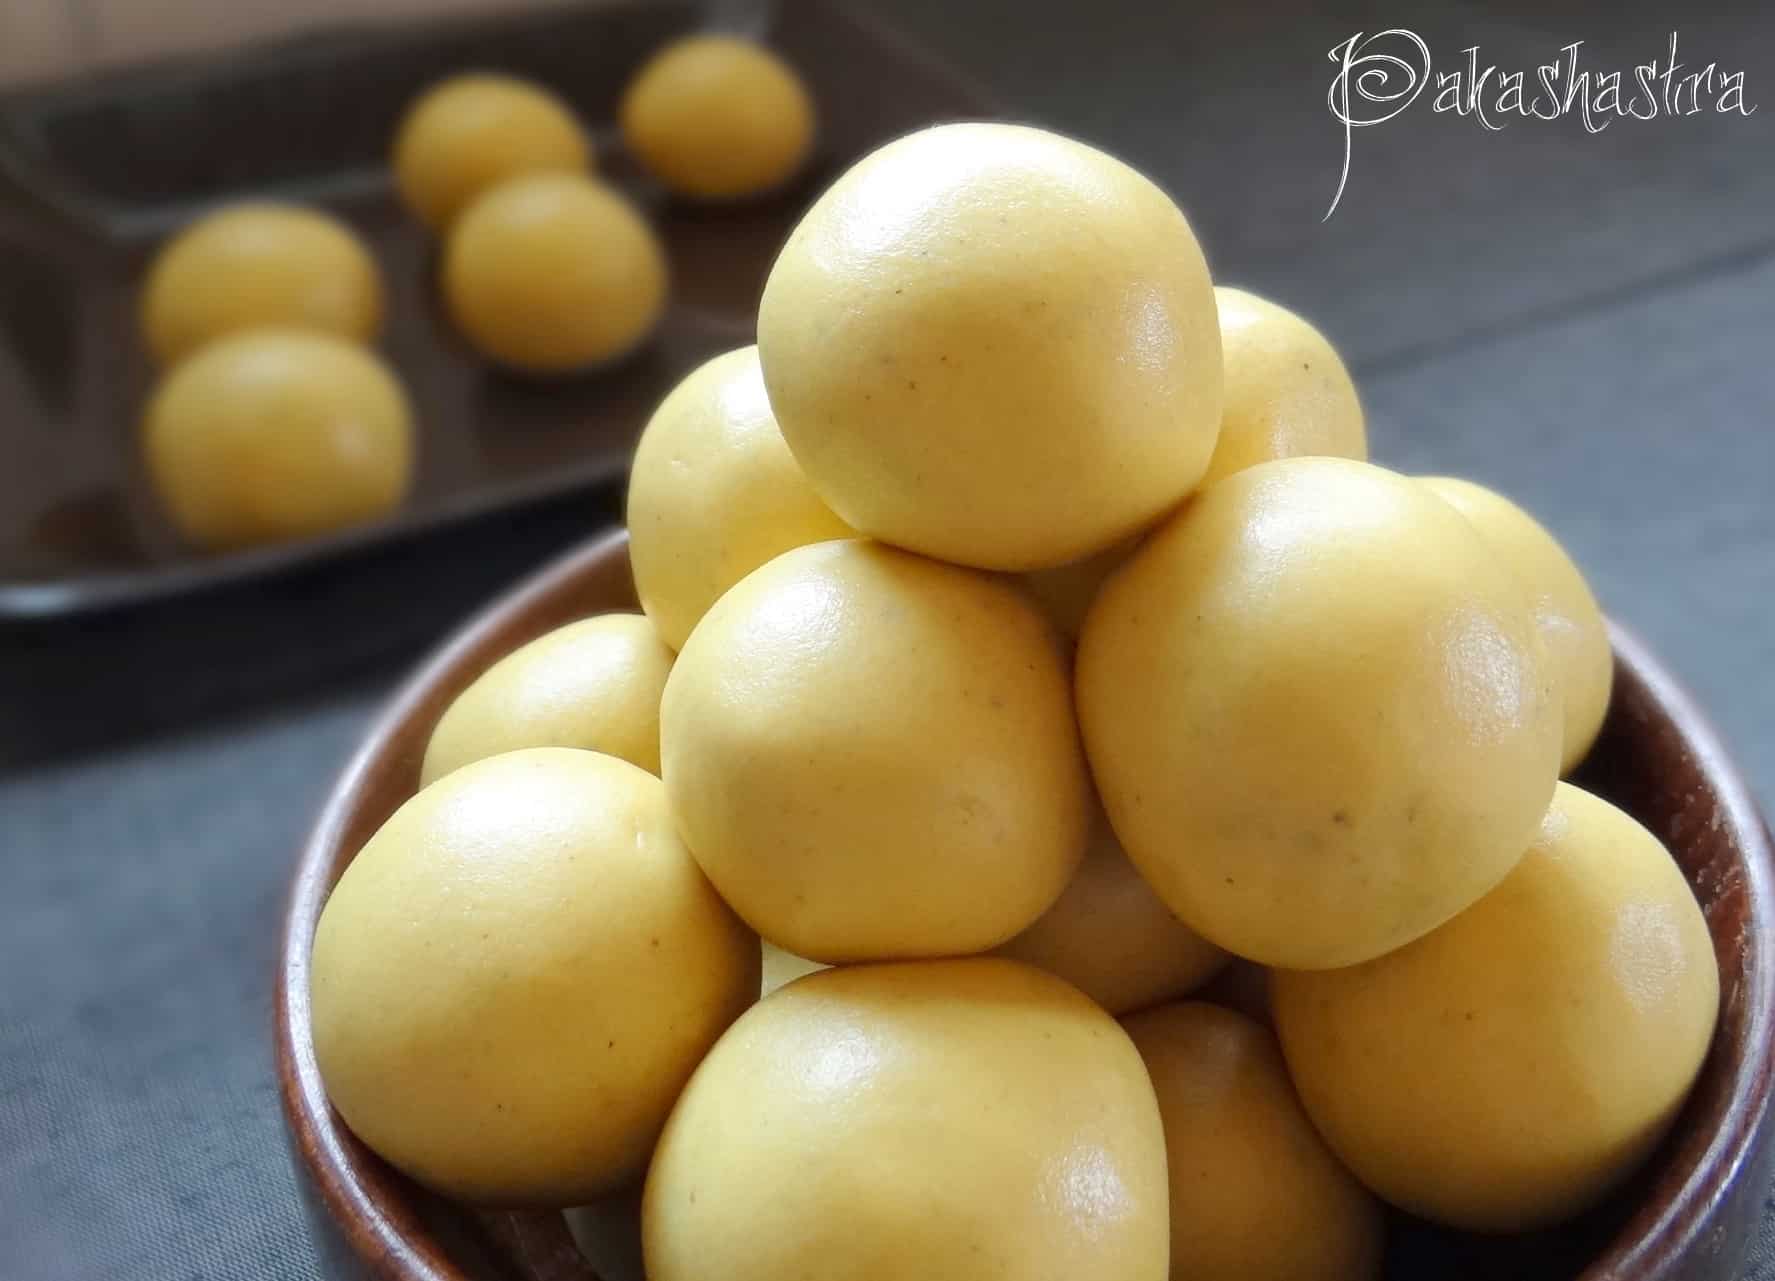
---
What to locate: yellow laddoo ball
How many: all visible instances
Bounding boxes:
[140,203,382,365]
[444,173,667,374]
[996,813,1226,1015]
[644,958,1170,1281]
[661,538,1092,962]
[142,330,412,551]
[1124,1002,1383,1281]
[1273,782,1718,1232]
[1077,457,1561,970]
[420,613,673,785]
[758,122,1222,571]
[627,346,853,651]
[620,34,815,200]
[1202,286,1366,487]
[1424,476,1613,774]
[311,748,759,1206]
[393,73,592,230]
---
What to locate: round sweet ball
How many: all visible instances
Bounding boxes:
[420,613,674,785]
[1124,1002,1384,1281]
[628,346,854,651]
[1423,476,1612,774]
[996,813,1226,1015]
[1077,457,1561,970]
[143,330,413,551]
[1201,286,1366,488]
[644,958,1169,1281]
[661,538,1092,962]
[758,122,1222,572]
[311,748,759,1206]
[1273,782,1718,1232]
[141,203,382,365]
[444,173,667,375]
[393,73,592,230]
[621,35,815,200]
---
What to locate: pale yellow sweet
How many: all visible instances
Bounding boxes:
[1018,534,1141,641]
[141,203,383,365]
[627,346,853,651]
[1273,783,1718,1232]
[661,539,1092,962]
[311,748,759,1206]
[620,35,815,200]
[420,613,673,785]
[1423,476,1613,774]
[758,122,1222,572]
[443,173,667,374]
[995,814,1225,1015]
[142,330,412,551]
[1124,1002,1383,1281]
[644,958,1169,1281]
[1201,286,1366,487]
[393,73,592,230]
[1076,457,1561,970]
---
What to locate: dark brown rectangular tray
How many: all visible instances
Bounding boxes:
[0,0,992,620]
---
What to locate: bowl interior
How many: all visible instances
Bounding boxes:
[276,530,1775,1281]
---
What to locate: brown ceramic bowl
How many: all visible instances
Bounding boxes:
[276,530,1775,1281]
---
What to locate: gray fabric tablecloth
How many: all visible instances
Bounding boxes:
[4,1,1773,1277]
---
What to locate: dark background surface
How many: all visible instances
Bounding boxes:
[2,0,1773,1277]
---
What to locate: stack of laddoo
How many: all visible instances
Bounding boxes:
[309,120,1716,1281]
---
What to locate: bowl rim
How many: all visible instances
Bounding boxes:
[1588,622,1775,1278]
[276,528,631,1281]
[274,528,1775,1281]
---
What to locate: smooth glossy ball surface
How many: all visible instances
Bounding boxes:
[995,813,1226,1015]
[1077,457,1561,969]
[628,346,853,651]
[759,122,1222,571]
[621,35,815,199]
[661,539,1091,962]
[1201,287,1366,487]
[1424,476,1612,774]
[644,958,1170,1281]
[1124,1002,1383,1281]
[393,74,592,230]
[141,203,383,365]
[142,330,412,551]
[312,749,759,1206]
[1273,783,1718,1232]
[420,613,674,784]
[444,174,667,374]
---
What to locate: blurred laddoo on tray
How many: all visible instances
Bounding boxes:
[133,33,821,551]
